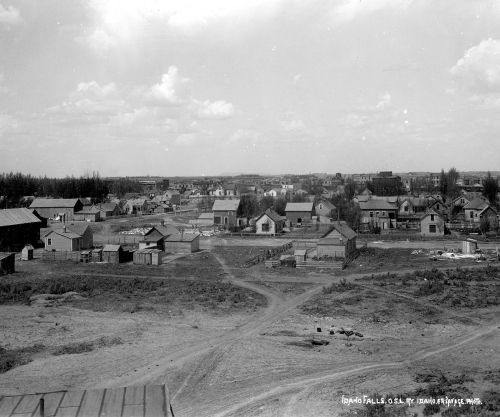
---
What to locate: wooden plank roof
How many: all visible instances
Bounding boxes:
[0,208,42,227]
[30,199,81,209]
[0,385,172,417]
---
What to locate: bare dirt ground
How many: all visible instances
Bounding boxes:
[1,241,499,417]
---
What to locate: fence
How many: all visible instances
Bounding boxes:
[41,251,80,262]
[295,259,343,270]
[243,241,293,267]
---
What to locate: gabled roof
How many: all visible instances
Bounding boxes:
[154,224,179,237]
[464,197,490,211]
[98,202,119,211]
[44,230,81,239]
[323,221,357,240]
[285,202,314,212]
[65,223,92,236]
[76,206,100,214]
[420,209,443,220]
[212,199,240,211]
[255,208,283,223]
[315,200,336,210]
[198,212,214,220]
[30,198,81,208]
[359,200,397,210]
[479,205,497,216]
[0,208,42,227]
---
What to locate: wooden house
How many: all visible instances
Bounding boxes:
[0,208,42,251]
[285,202,314,226]
[97,202,121,219]
[0,252,15,275]
[164,233,200,253]
[212,199,241,229]
[29,198,83,221]
[44,228,83,252]
[420,209,445,236]
[73,206,101,222]
[65,223,93,249]
[359,200,397,232]
[464,197,497,225]
[316,221,357,262]
[314,200,336,219]
[255,209,285,235]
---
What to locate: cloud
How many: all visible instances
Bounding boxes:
[332,0,413,23]
[228,129,263,144]
[76,28,115,53]
[451,38,500,92]
[0,4,22,27]
[49,81,125,116]
[192,99,234,119]
[148,66,190,105]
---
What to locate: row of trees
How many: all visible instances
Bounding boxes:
[0,172,144,207]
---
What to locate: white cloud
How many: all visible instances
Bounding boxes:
[332,0,413,23]
[192,99,234,119]
[77,81,117,97]
[228,129,262,144]
[451,38,500,91]
[76,28,115,53]
[175,133,197,146]
[0,4,22,27]
[148,66,190,105]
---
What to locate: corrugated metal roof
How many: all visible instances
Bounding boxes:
[285,202,314,212]
[30,198,80,208]
[0,208,42,227]
[212,199,240,211]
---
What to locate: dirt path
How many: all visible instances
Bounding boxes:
[211,324,499,417]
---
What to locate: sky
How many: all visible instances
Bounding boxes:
[1,0,500,177]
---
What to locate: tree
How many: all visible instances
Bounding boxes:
[273,197,287,216]
[439,169,448,197]
[446,167,460,198]
[483,171,498,206]
[238,194,259,220]
[259,196,275,212]
[343,179,356,200]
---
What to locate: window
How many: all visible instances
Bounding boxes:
[430,214,435,221]
[224,217,228,224]
[382,211,386,216]
[47,238,52,245]
[470,211,474,219]
[429,224,437,233]
[370,211,373,217]
[214,216,221,224]
[404,205,408,212]
[262,223,270,232]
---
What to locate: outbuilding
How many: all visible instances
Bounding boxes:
[21,244,34,261]
[285,202,314,226]
[102,244,124,263]
[164,233,200,253]
[133,248,163,265]
[0,208,42,251]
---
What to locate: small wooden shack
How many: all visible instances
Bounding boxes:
[462,238,478,255]
[164,233,200,253]
[133,248,163,265]
[0,384,174,417]
[21,244,34,261]
[91,248,103,262]
[0,252,15,275]
[294,249,307,263]
[102,244,124,264]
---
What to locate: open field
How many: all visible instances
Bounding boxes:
[1,243,499,416]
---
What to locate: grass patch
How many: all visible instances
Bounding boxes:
[52,336,123,356]
[0,344,45,373]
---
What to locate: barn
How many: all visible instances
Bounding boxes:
[73,206,101,222]
[0,252,15,275]
[285,202,314,226]
[164,233,200,253]
[316,221,357,262]
[0,208,42,251]
[30,198,83,221]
